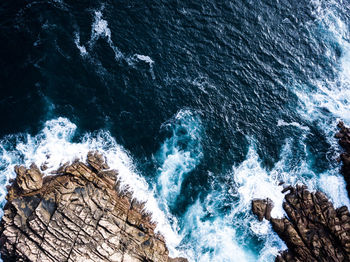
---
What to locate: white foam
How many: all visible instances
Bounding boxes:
[74,32,87,56]
[90,10,123,60]
[181,176,286,262]
[294,1,350,127]
[0,117,183,257]
[132,54,155,78]
[319,172,350,208]
[250,219,271,236]
[182,198,256,262]
[92,11,111,39]
[232,146,285,218]
[156,109,202,205]
[89,10,155,72]
[134,54,154,65]
[277,119,310,131]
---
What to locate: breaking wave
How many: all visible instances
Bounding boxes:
[179,138,349,261]
[155,110,203,206]
[0,117,183,257]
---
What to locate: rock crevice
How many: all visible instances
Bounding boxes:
[252,185,350,262]
[251,122,350,262]
[0,152,186,262]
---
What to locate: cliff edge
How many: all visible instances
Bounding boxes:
[0,152,187,262]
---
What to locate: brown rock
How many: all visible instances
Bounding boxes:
[252,185,350,262]
[14,163,43,194]
[337,121,350,197]
[87,151,109,172]
[252,198,273,221]
[0,153,187,262]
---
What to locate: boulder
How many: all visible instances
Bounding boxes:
[251,198,273,221]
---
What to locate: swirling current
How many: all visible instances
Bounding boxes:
[1,0,350,261]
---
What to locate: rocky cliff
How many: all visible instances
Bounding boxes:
[0,152,187,262]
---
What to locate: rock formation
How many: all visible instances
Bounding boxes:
[0,152,187,262]
[336,121,350,197]
[252,185,350,262]
[250,122,350,261]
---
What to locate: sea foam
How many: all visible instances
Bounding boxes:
[74,8,155,77]
[156,109,203,205]
[294,1,350,129]
[0,117,183,258]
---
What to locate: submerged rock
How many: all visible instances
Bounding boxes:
[252,185,350,262]
[0,151,187,262]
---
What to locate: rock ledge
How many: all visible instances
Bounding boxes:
[252,185,350,262]
[0,152,186,262]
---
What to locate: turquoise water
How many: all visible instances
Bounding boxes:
[1,0,350,261]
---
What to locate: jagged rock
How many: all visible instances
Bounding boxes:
[336,121,350,197]
[251,198,273,221]
[40,163,49,172]
[168,258,189,262]
[251,122,350,261]
[13,163,43,194]
[87,151,109,172]
[252,185,350,262]
[0,153,187,262]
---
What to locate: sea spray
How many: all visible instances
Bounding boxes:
[0,117,183,258]
[179,136,349,261]
[294,0,350,131]
[181,196,257,262]
[155,109,203,205]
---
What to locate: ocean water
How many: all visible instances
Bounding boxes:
[1,0,350,261]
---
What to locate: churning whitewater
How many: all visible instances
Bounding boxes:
[1,0,350,261]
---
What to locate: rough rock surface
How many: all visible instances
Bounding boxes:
[0,152,187,262]
[252,185,350,262]
[14,164,43,194]
[336,121,350,197]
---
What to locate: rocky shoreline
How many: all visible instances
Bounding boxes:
[252,185,350,261]
[336,121,350,198]
[0,152,186,262]
[1,123,350,261]
[251,123,350,262]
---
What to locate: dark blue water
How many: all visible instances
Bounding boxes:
[1,0,350,261]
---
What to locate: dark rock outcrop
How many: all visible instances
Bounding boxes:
[336,121,350,197]
[251,198,273,221]
[252,185,350,262]
[0,152,187,262]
